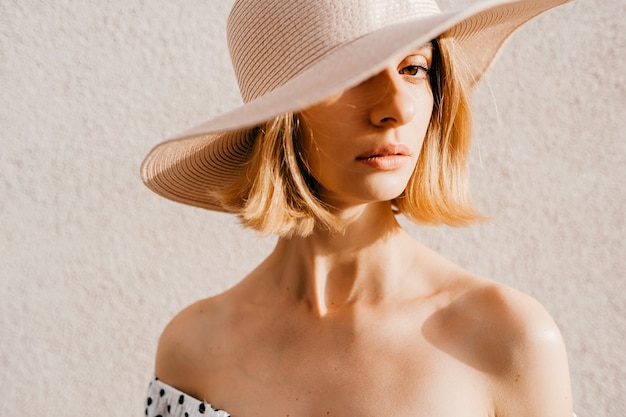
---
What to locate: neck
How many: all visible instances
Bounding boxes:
[269,202,420,317]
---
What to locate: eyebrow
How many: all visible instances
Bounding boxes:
[403,43,433,62]
[410,43,434,54]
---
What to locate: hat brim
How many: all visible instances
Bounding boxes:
[142,0,571,212]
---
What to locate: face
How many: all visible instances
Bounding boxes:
[299,44,435,211]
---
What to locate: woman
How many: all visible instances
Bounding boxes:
[142,0,575,416]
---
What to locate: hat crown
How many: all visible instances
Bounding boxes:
[227,0,441,103]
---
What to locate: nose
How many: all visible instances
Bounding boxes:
[368,68,416,128]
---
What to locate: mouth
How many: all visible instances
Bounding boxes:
[356,144,411,159]
[356,144,412,171]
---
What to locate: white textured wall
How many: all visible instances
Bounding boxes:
[1,0,623,416]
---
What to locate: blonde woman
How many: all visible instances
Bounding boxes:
[142,0,575,416]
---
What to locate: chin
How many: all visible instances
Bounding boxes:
[353,184,409,205]
[368,176,411,199]
[319,172,413,208]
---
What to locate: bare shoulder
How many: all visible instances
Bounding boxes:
[428,276,573,416]
[479,283,573,416]
[154,293,235,397]
[457,281,565,354]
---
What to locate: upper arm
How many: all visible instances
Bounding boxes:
[488,289,573,417]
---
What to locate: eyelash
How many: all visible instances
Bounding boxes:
[399,64,430,78]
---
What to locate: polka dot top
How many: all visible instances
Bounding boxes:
[145,377,230,417]
[146,376,578,416]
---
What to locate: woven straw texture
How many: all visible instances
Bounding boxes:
[141,0,571,212]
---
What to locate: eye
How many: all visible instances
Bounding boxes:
[399,64,429,78]
[397,48,432,83]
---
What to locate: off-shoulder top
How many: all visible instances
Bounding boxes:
[145,377,229,417]
[145,376,577,417]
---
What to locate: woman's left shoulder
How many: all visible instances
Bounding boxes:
[464,281,562,344]
[450,279,568,366]
[448,278,573,414]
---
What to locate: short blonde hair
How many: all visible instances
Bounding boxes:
[217,37,482,237]
[395,36,483,226]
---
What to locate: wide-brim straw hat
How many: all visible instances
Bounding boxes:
[141,0,571,211]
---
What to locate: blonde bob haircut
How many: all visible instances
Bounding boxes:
[217,37,483,237]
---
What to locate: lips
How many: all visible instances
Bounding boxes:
[356,144,412,171]
[356,144,411,159]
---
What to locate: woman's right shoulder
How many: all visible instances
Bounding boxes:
[154,294,234,394]
[158,296,224,345]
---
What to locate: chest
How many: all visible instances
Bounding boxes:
[201,327,493,417]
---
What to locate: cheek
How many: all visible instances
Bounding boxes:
[300,134,337,186]
[298,115,349,176]
[297,118,328,182]
[414,93,435,144]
